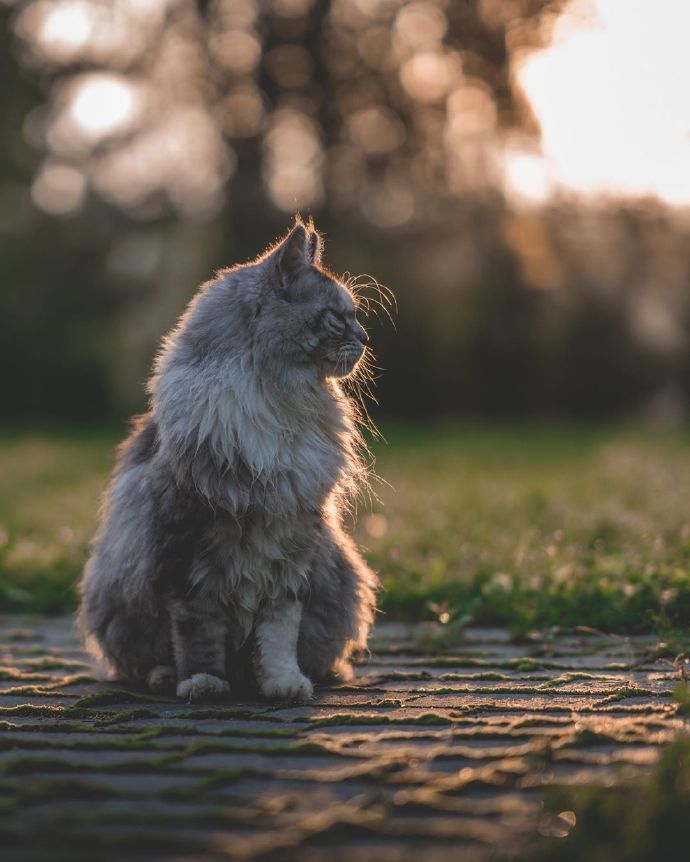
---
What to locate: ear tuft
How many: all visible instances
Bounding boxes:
[274,218,322,283]
[307,225,323,266]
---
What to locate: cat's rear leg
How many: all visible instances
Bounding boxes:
[79,495,179,691]
[298,606,356,684]
[168,594,231,702]
[103,617,176,694]
[82,605,174,690]
[298,531,378,685]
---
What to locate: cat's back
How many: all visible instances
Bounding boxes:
[97,414,166,542]
[118,413,160,469]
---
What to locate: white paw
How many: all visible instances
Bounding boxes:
[147,665,176,695]
[176,673,231,703]
[260,669,314,703]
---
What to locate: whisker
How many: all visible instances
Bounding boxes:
[347,275,397,330]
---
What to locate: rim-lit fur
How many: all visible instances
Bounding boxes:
[78,219,380,693]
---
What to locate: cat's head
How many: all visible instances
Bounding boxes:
[251,219,369,381]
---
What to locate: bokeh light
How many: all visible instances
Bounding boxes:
[69,75,140,140]
[5,0,690,423]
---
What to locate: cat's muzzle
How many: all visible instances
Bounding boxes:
[330,343,365,378]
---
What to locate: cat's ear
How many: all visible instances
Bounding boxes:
[273,219,322,284]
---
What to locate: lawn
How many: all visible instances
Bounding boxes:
[3,424,690,636]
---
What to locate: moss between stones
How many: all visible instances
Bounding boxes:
[96,708,157,726]
[0,730,344,759]
[195,766,264,790]
[3,776,121,807]
[74,690,172,707]
[181,738,339,757]
[0,752,180,776]
[173,707,259,720]
[0,720,94,733]
[0,704,156,724]
[309,712,453,728]
[21,657,91,671]
[0,704,81,718]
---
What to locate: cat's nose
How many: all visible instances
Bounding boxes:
[354,323,369,345]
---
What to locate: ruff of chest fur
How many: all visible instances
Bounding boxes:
[154,343,354,506]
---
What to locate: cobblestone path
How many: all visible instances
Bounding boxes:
[1,616,688,861]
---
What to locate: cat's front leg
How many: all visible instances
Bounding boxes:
[168,596,231,702]
[254,597,314,702]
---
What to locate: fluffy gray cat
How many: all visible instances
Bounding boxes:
[78,219,379,703]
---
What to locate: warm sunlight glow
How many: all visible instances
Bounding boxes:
[502,150,554,207]
[512,0,690,206]
[69,75,139,140]
[38,1,93,55]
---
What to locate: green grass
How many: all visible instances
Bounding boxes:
[0,427,118,612]
[367,424,690,635]
[3,423,690,635]
[534,735,690,861]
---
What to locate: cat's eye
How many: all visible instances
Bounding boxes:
[323,310,345,335]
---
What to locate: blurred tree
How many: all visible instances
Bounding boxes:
[0,9,120,420]
[4,0,567,224]
[1,0,688,421]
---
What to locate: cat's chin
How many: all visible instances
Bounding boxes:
[324,365,358,380]
[323,352,364,380]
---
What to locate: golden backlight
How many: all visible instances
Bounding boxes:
[507,0,690,206]
[14,0,690,217]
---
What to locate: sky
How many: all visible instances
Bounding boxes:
[504,0,690,207]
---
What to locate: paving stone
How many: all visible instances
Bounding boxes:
[0,615,688,861]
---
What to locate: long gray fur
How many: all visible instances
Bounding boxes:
[78,219,379,702]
